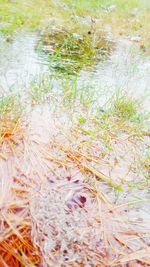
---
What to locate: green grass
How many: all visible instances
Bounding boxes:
[0,0,149,185]
[69,89,149,152]
[0,94,23,144]
[0,1,150,265]
[78,116,87,124]
[0,0,55,35]
[27,74,149,167]
[0,0,150,53]
[112,94,140,121]
[29,74,149,140]
[98,94,148,133]
[0,94,23,120]
[30,76,53,104]
[65,0,140,16]
[42,24,112,75]
[60,76,96,109]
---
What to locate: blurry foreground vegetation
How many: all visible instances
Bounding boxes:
[0,0,150,51]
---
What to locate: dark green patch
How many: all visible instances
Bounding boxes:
[40,26,112,75]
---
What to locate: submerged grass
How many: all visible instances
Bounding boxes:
[60,76,96,109]
[42,24,112,74]
[0,85,149,265]
[0,0,150,265]
[30,76,53,104]
[30,71,149,186]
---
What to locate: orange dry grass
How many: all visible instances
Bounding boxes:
[0,161,42,266]
[0,95,24,149]
[0,112,41,266]
[0,108,149,266]
[0,225,41,267]
[0,161,41,267]
[37,134,150,266]
[0,116,23,147]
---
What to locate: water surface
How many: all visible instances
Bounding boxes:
[0,32,150,111]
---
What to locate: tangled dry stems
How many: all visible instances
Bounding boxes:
[0,95,24,150]
[0,109,149,266]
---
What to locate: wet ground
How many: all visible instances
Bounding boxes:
[78,38,150,111]
[0,32,48,91]
[0,30,150,266]
[0,32,149,110]
[1,102,149,265]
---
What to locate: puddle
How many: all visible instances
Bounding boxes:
[78,38,150,111]
[28,106,150,266]
[0,32,149,112]
[0,32,49,91]
[0,30,149,264]
[41,26,112,75]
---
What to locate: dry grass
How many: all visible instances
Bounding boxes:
[0,95,24,150]
[0,225,41,266]
[0,167,41,266]
[0,106,149,266]
[32,136,150,266]
[0,1,149,264]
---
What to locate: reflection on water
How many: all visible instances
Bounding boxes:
[0,32,49,91]
[0,33,149,110]
[78,38,150,110]
[0,32,149,263]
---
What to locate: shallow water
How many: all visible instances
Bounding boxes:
[0,31,150,265]
[0,32,150,111]
[78,38,150,111]
[0,32,49,91]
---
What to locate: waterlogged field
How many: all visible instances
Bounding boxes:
[0,0,150,266]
